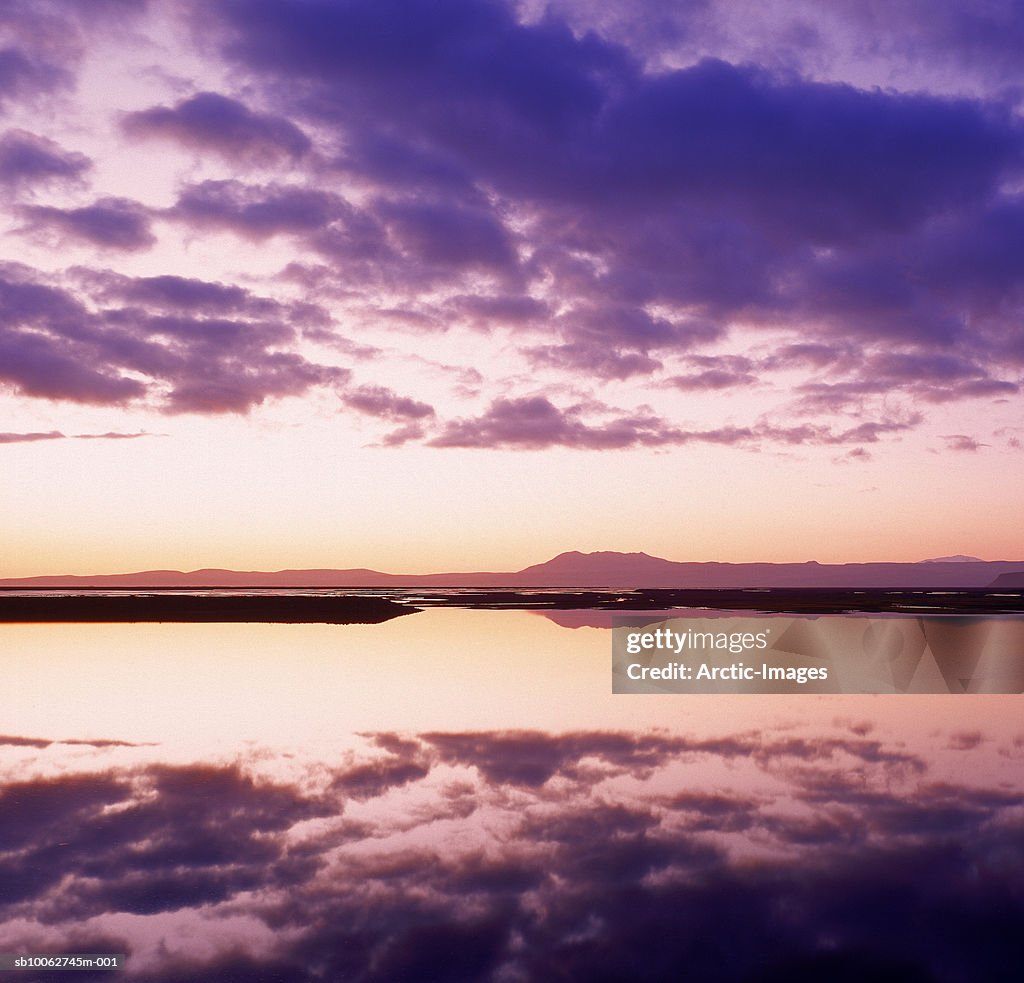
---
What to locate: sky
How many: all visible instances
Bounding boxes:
[2,0,1024,575]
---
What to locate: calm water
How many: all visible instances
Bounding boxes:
[2,609,1022,981]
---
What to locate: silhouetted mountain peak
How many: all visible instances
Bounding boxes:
[519,550,668,572]
[3,552,1024,590]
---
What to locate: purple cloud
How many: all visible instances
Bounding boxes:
[0,130,90,189]
[0,47,67,104]
[342,384,435,421]
[377,198,519,273]
[429,396,690,450]
[0,431,64,444]
[0,431,149,444]
[376,422,428,447]
[0,1,147,109]
[106,274,254,311]
[72,431,151,440]
[762,342,856,371]
[429,396,921,451]
[941,434,987,452]
[445,293,549,328]
[834,447,873,464]
[122,91,312,165]
[92,272,331,328]
[527,343,663,380]
[667,355,758,391]
[0,328,147,405]
[168,179,344,240]
[209,1,1020,232]
[2,0,1022,442]
[159,349,347,415]
[18,198,154,251]
[0,266,348,413]
[169,0,1024,441]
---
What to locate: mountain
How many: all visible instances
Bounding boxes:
[2,550,1024,589]
[510,552,1023,588]
[988,571,1024,588]
[920,554,984,563]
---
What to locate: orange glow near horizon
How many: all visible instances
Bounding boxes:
[3,399,1023,577]
[2,4,1023,579]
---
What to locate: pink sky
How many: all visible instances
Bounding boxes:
[2,0,1023,575]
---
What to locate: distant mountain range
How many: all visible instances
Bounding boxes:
[2,551,1023,589]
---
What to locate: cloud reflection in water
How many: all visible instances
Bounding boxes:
[1,724,1022,981]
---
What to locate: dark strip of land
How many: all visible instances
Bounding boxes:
[638,588,1024,613]
[0,594,417,624]
[409,588,1024,614]
[2,589,1023,622]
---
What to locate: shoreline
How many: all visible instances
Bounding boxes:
[1,587,1023,620]
[0,594,418,624]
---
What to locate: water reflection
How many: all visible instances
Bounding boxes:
[1,609,1022,980]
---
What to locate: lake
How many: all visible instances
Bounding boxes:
[2,608,1022,981]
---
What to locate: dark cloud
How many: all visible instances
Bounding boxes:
[210,1,1018,220]
[0,430,63,444]
[835,446,873,463]
[0,130,90,189]
[0,323,148,406]
[0,0,146,21]
[429,395,921,451]
[527,343,663,380]
[168,179,345,240]
[0,266,346,412]
[376,422,428,447]
[336,129,476,195]
[667,354,758,391]
[18,198,155,251]
[214,0,1022,233]
[3,0,1021,439]
[762,341,857,371]
[0,1,147,113]
[122,91,312,165]
[0,431,150,443]
[826,0,1024,91]
[58,737,152,746]
[0,732,146,750]
[166,180,521,296]
[180,0,1024,437]
[429,396,690,450]
[342,384,435,421]
[941,433,986,452]
[0,734,52,747]
[791,341,1020,411]
[445,292,549,328]
[0,47,67,104]
[830,417,922,444]
[90,271,330,328]
[376,198,518,274]
[106,273,253,312]
[158,349,346,414]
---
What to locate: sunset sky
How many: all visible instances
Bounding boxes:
[2,0,1024,575]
